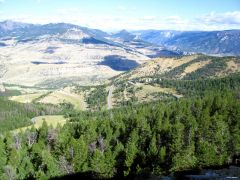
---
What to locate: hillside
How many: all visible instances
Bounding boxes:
[6,54,240,110]
[0,21,189,89]
[1,55,240,179]
[52,55,239,109]
[106,54,240,107]
[1,0,240,179]
[115,54,240,81]
[1,21,240,89]
[0,35,148,88]
[0,21,151,88]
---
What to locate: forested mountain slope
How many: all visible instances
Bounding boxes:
[0,90,239,179]
[97,54,240,107]
[0,54,239,179]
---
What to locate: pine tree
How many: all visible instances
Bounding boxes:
[17,147,35,179]
[124,130,139,176]
[41,150,62,178]
[0,138,7,178]
[148,133,158,157]
[90,149,108,178]
[72,136,88,172]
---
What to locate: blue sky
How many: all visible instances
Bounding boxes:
[0,0,240,30]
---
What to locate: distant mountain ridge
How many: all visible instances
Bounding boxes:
[134,30,240,56]
[111,29,137,42]
[0,20,240,88]
[1,20,240,56]
[0,21,116,46]
[0,20,32,31]
[0,20,183,60]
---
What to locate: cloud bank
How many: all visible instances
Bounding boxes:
[1,10,240,31]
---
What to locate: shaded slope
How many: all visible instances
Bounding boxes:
[99,55,139,71]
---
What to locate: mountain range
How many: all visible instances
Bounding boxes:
[0,20,240,88]
[134,30,240,56]
[1,20,240,56]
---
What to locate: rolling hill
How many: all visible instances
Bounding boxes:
[12,54,239,110]
[114,54,240,82]
[106,55,239,106]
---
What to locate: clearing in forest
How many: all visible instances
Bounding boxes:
[13,115,67,133]
[38,87,87,110]
[9,93,45,103]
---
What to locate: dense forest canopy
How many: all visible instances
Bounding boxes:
[0,89,239,179]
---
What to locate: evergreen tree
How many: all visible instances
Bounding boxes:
[124,130,139,176]
[72,136,88,172]
[0,138,7,178]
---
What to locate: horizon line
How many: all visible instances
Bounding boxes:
[1,19,240,32]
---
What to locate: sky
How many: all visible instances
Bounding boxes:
[0,0,240,31]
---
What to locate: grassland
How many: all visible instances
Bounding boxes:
[134,83,182,99]
[6,84,87,110]
[115,55,240,82]
[178,60,210,78]
[38,87,87,110]
[112,81,180,106]
[115,55,199,81]
[13,115,67,133]
[9,93,45,103]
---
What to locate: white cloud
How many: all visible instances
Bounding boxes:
[140,16,156,21]
[116,6,137,12]
[0,0,5,3]
[1,10,240,31]
[198,11,240,25]
[56,8,80,15]
[117,6,127,11]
